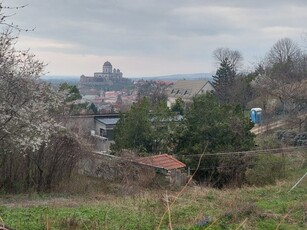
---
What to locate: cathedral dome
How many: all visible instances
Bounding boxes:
[103,61,112,67]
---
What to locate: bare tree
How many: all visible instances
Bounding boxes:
[252,38,307,129]
[213,47,243,71]
[0,3,32,32]
[267,38,302,65]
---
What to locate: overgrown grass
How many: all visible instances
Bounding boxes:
[0,169,306,229]
[0,148,306,229]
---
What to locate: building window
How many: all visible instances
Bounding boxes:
[100,128,107,137]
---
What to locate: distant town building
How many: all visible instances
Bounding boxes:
[80,61,123,83]
[78,62,136,113]
[94,61,123,79]
[167,80,215,107]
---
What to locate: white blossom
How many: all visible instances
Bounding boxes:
[0,31,64,153]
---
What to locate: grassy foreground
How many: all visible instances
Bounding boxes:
[0,170,306,230]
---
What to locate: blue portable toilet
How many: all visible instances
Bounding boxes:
[250,108,262,124]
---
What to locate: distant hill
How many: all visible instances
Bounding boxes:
[41,75,80,85]
[41,73,214,85]
[130,73,213,81]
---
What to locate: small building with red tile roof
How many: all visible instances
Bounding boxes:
[134,154,186,171]
[134,154,187,185]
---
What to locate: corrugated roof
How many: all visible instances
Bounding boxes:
[168,80,213,99]
[95,117,120,125]
[135,154,186,170]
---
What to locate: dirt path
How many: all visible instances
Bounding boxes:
[251,120,285,135]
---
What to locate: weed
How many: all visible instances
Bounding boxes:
[0,156,306,229]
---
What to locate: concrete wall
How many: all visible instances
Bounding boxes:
[65,115,116,153]
[65,116,95,137]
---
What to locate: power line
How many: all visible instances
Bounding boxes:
[91,146,306,167]
[189,159,304,171]
[176,146,307,157]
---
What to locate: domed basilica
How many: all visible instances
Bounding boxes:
[80,61,123,83]
[94,61,123,79]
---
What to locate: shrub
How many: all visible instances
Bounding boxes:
[0,132,89,193]
[245,154,286,186]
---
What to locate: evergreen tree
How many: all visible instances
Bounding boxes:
[212,58,236,104]
[171,98,185,115]
[174,94,254,155]
[173,94,255,187]
[112,99,176,153]
[59,83,82,102]
[89,103,98,114]
[112,99,153,153]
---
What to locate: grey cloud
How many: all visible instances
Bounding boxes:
[7,0,307,66]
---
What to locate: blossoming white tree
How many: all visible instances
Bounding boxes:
[0,5,90,193]
[0,3,65,155]
[0,30,63,153]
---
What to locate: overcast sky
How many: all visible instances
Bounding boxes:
[6,0,307,77]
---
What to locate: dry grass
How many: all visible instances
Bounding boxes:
[0,149,306,229]
[0,180,306,229]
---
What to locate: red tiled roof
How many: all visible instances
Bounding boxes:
[135,154,186,170]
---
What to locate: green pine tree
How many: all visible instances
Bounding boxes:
[212,58,236,104]
[173,93,255,187]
